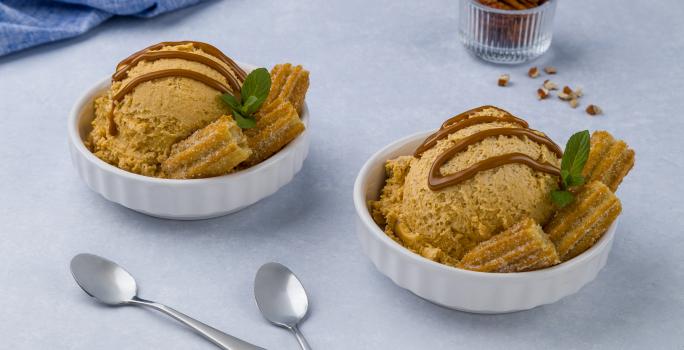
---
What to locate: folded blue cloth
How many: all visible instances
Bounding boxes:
[0,0,203,56]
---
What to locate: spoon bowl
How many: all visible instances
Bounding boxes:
[70,253,137,305]
[254,262,312,350]
[254,262,309,328]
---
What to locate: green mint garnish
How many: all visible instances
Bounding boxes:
[552,130,590,208]
[220,67,271,129]
[551,190,574,208]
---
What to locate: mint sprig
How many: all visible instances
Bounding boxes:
[551,130,590,207]
[220,68,271,129]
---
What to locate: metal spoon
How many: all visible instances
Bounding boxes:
[254,262,312,350]
[70,253,265,350]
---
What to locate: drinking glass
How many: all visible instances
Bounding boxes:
[459,0,557,64]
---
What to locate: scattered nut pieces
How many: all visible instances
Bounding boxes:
[528,67,540,78]
[503,67,599,115]
[586,104,602,116]
[537,88,550,100]
[543,79,558,90]
[498,74,510,87]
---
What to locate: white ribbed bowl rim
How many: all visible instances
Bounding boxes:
[353,130,618,309]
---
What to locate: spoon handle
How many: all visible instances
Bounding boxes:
[290,325,312,350]
[131,297,266,350]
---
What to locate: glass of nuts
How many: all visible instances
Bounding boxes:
[459,0,558,64]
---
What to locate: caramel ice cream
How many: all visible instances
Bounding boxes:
[370,106,562,264]
[87,41,245,176]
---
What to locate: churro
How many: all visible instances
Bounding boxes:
[161,116,251,179]
[545,181,621,261]
[458,218,560,272]
[265,63,310,114]
[582,131,635,192]
[242,98,305,166]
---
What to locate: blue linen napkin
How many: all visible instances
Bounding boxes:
[0,0,203,56]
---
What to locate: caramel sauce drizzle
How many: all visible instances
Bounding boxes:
[414,105,529,156]
[111,69,231,102]
[107,41,245,135]
[116,41,246,80]
[112,51,242,93]
[429,153,561,191]
[418,107,563,191]
[440,105,524,129]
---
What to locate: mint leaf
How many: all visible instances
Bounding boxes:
[233,113,256,129]
[561,130,590,179]
[566,174,585,187]
[220,93,241,110]
[241,95,259,115]
[560,169,570,188]
[551,130,591,208]
[241,68,271,114]
[551,190,574,208]
[218,68,271,129]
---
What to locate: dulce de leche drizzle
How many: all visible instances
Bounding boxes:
[112,51,242,93]
[429,153,561,191]
[106,41,245,136]
[421,108,562,191]
[111,69,231,101]
[414,105,529,156]
[116,41,246,80]
[440,105,524,129]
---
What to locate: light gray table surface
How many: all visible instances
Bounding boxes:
[1,0,683,349]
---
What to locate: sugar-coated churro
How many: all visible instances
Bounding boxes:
[582,131,635,192]
[264,63,310,114]
[243,98,305,166]
[545,181,621,261]
[458,218,560,272]
[161,116,251,179]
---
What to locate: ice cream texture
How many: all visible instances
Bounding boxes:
[370,106,562,264]
[87,41,244,177]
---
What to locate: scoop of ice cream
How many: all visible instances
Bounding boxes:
[372,107,561,263]
[88,42,242,176]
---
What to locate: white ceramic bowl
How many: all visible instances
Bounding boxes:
[69,67,309,220]
[353,131,618,313]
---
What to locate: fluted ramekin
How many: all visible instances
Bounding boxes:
[353,131,618,313]
[68,67,309,220]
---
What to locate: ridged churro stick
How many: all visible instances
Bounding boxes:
[243,98,304,166]
[458,218,560,272]
[265,63,310,114]
[582,131,635,192]
[545,181,622,261]
[161,116,251,179]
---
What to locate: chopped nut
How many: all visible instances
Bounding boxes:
[498,74,510,87]
[544,66,557,74]
[570,99,579,109]
[586,104,602,116]
[543,79,558,90]
[558,91,573,101]
[574,88,584,98]
[537,88,550,100]
[562,86,573,95]
[528,67,540,78]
